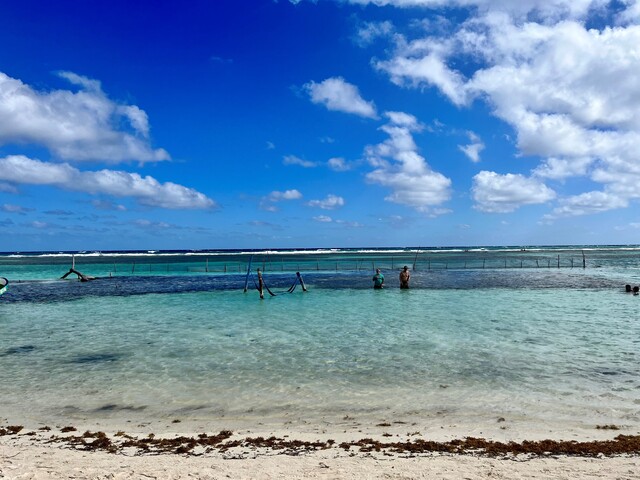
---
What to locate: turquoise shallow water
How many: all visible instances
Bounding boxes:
[1,259,640,436]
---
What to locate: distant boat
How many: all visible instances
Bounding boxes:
[0,277,8,296]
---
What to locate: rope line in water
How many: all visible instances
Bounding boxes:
[251,272,300,296]
[246,269,306,297]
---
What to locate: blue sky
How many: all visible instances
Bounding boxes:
[1,0,640,251]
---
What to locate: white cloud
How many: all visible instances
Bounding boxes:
[472,171,556,213]
[327,157,352,171]
[261,189,303,211]
[307,194,345,210]
[355,20,394,46]
[0,155,215,209]
[364,112,452,213]
[304,77,378,118]
[1,204,33,215]
[313,215,333,222]
[29,221,49,229]
[347,1,606,20]
[267,189,303,201]
[362,1,640,216]
[0,71,169,164]
[545,191,628,218]
[283,155,318,168]
[458,131,485,162]
[533,157,594,180]
[376,51,469,106]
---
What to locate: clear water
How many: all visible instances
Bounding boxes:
[1,247,640,438]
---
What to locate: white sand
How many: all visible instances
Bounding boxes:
[1,439,639,480]
[2,424,639,479]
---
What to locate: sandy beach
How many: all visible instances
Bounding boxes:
[2,422,640,479]
[2,444,639,480]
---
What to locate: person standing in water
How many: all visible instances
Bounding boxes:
[399,265,410,289]
[372,268,384,289]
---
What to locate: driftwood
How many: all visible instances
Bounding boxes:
[60,268,95,282]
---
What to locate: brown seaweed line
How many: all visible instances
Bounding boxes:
[2,425,640,457]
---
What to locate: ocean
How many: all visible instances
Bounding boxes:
[1,246,639,438]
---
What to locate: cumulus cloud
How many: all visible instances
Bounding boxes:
[358,0,640,216]
[544,190,628,218]
[0,155,215,209]
[364,111,452,214]
[307,194,345,210]
[313,215,333,222]
[458,131,485,163]
[304,77,378,118]
[261,189,303,211]
[0,71,169,164]
[267,189,303,201]
[472,171,556,213]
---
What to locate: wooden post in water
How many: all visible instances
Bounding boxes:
[557,255,560,268]
[536,259,539,268]
[582,250,586,268]
[297,272,307,292]
[206,258,209,272]
[132,262,136,274]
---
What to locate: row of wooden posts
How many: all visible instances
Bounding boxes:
[107,252,588,274]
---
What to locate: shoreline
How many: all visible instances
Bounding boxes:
[3,419,640,456]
